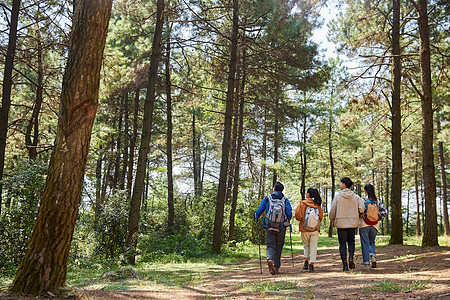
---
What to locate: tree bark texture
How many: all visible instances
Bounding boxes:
[390,0,403,245]
[212,0,239,253]
[0,0,20,214]
[127,0,164,264]
[417,0,438,247]
[10,0,112,294]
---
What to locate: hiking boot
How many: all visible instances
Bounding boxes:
[348,260,355,270]
[342,261,349,272]
[274,267,280,274]
[308,264,315,272]
[371,256,377,268]
[267,259,276,275]
[303,260,309,270]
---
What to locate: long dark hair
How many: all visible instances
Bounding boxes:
[307,188,322,206]
[364,184,377,202]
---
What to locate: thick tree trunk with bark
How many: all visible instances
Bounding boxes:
[390,0,403,245]
[212,0,239,253]
[0,0,20,213]
[10,0,112,294]
[127,0,164,264]
[416,0,438,247]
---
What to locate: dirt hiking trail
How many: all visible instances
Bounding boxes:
[2,244,450,299]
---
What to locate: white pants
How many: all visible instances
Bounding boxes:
[301,230,319,263]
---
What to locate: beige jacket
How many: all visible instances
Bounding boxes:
[329,188,365,228]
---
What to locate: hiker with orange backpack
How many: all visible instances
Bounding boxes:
[255,182,292,275]
[359,184,388,269]
[295,188,323,272]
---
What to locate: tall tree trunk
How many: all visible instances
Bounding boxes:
[385,166,391,234]
[258,108,268,201]
[414,154,421,236]
[127,89,140,197]
[272,98,279,187]
[228,91,245,242]
[390,0,403,245]
[328,116,335,238]
[94,149,103,228]
[226,99,239,201]
[300,114,307,199]
[25,25,43,160]
[0,0,20,214]
[120,92,129,190]
[192,113,202,198]
[416,0,438,247]
[212,0,239,253]
[113,102,123,188]
[165,28,174,233]
[437,120,449,235]
[10,0,112,294]
[127,0,164,264]
[229,48,246,242]
[406,190,410,235]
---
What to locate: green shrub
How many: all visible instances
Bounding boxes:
[0,159,47,269]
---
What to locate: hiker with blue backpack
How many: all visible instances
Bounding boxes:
[255,182,293,275]
[295,188,323,272]
[359,183,388,269]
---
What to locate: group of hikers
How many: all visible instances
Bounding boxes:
[255,178,388,275]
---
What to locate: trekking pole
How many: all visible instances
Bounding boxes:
[257,218,262,274]
[289,223,294,268]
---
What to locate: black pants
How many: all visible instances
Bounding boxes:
[337,228,356,263]
[266,227,286,268]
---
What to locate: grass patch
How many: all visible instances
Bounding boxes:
[402,235,450,247]
[239,279,314,298]
[363,278,431,293]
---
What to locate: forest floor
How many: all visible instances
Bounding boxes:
[2,241,450,300]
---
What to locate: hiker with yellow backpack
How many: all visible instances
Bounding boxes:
[359,184,388,269]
